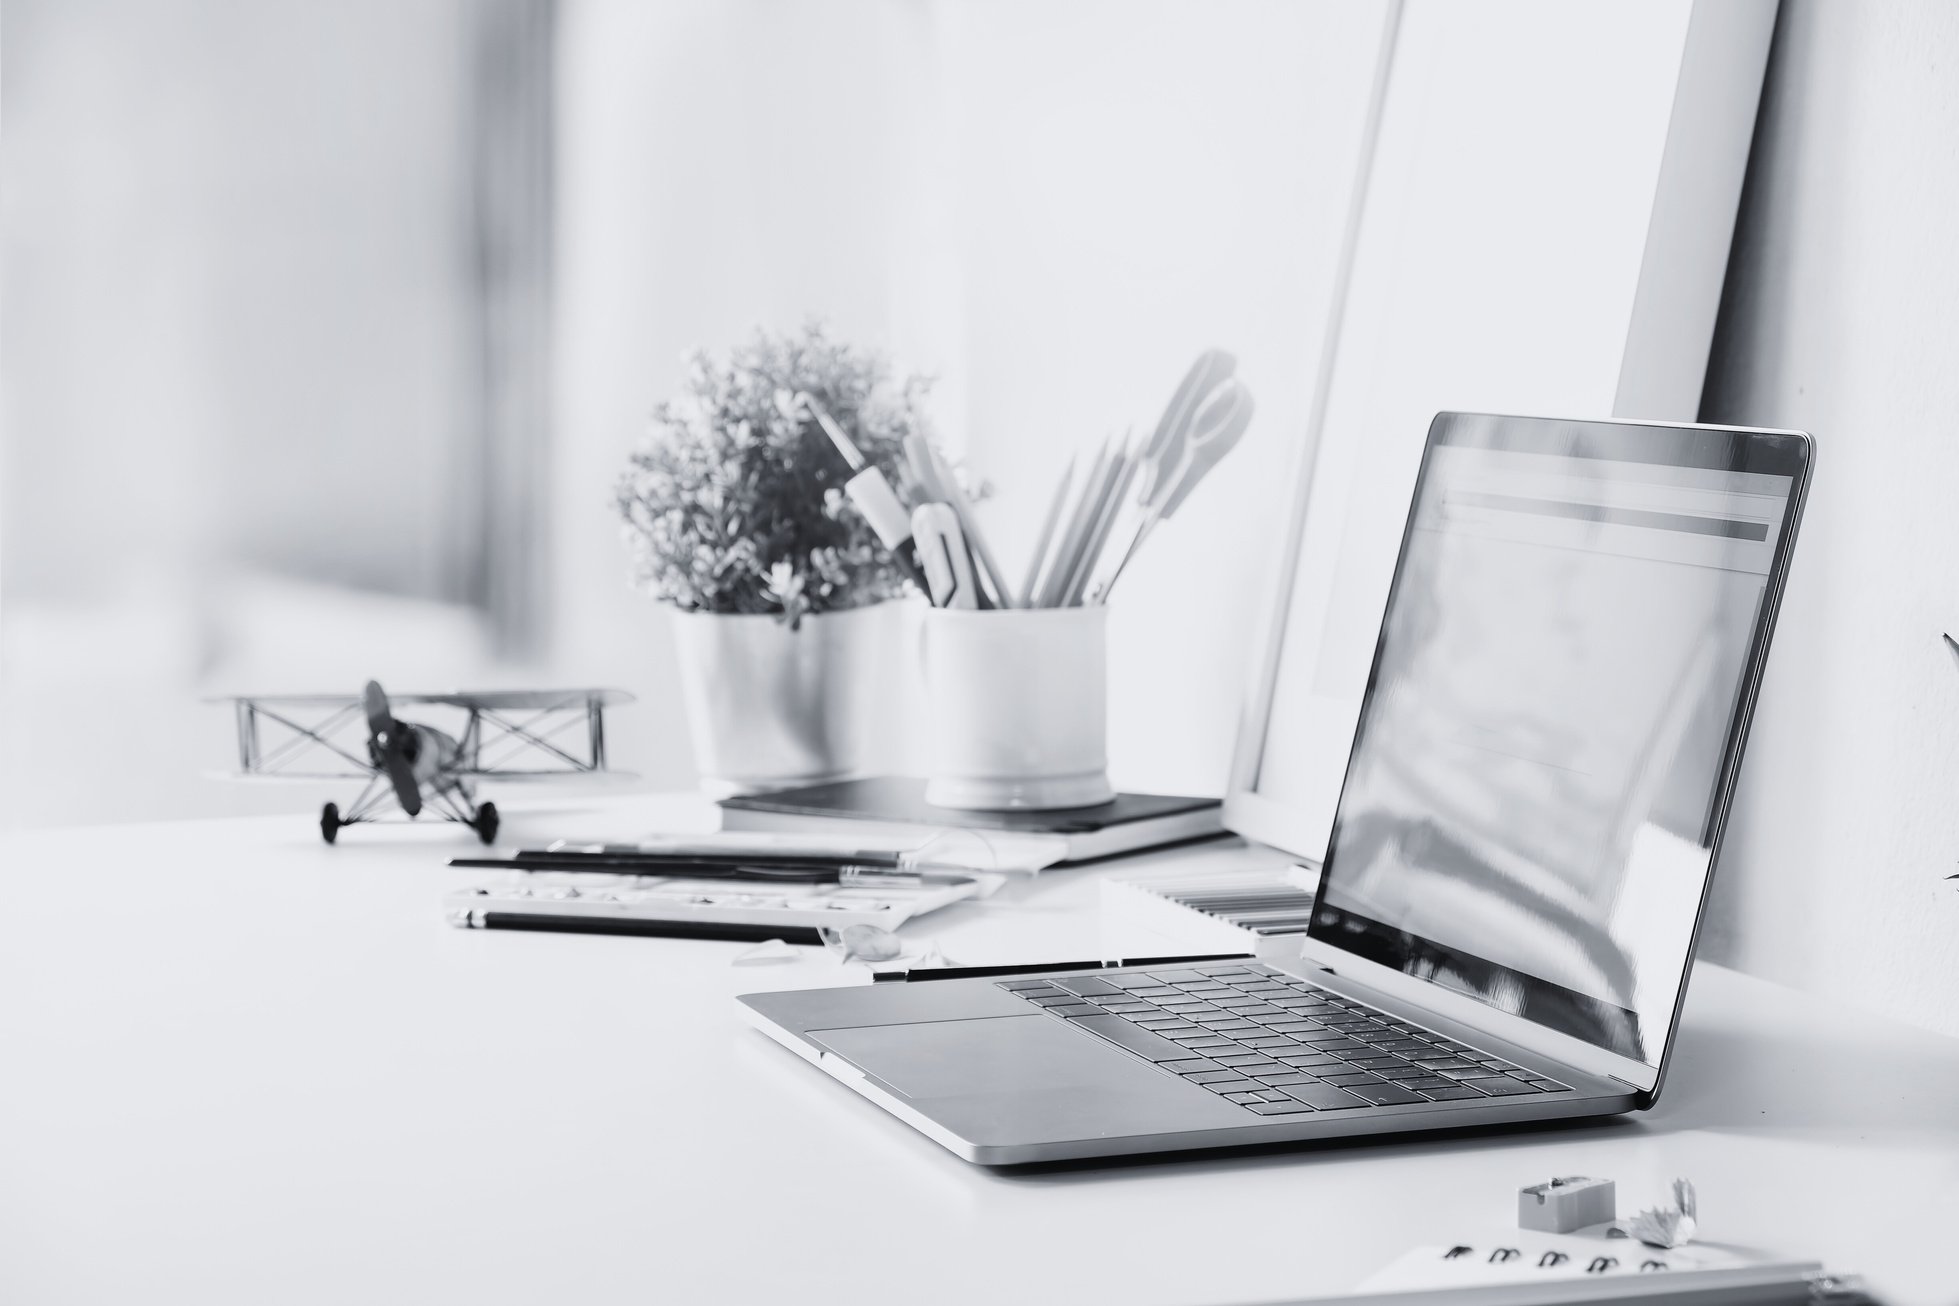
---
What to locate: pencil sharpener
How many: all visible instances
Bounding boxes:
[1518,1176,1615,1233]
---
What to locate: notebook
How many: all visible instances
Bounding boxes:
[446,869,981,944]
[1348,1231,1838,1303]
[1103,861,1319,953]
[717,777,1224,865]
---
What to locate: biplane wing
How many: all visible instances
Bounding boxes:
[399,689,635,710]
[214,688,635,781]
[215,688,634,711]
[212,684,637,843]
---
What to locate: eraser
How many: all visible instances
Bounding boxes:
[1518,1176,1616,1233]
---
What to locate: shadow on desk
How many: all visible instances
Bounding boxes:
[1649,1011,1959,1139]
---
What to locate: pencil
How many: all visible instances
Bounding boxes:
[1021,455,1076,609]
[1065,427,1145,606]
[1036,436,1112,608]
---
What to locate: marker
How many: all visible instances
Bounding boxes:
[913,503,984,609]
[786,392,931,593]
[906,433,1012,606]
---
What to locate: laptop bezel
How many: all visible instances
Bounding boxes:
[1233,413,1812,1102]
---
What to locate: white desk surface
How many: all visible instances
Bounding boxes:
[4,797,1956,1306]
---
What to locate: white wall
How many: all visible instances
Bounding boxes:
[551,0,944,792]
[928,2,1383,797]
[0,0,499,827]
[552,0,1383,795]
[1699,0,1959,1038]
[2,0,477,607]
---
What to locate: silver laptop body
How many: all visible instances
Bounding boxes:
[741,414,1813,1164]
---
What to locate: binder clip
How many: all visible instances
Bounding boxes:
[1518,1175,1616,1233]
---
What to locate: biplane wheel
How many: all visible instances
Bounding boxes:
[473,801,499,845]
[320,802,341,845]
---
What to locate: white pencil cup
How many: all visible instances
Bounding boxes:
[920,606,1117,810]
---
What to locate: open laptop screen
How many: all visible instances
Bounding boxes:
[1308,414,1807,1066]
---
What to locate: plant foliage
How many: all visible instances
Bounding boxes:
[616,323,940,626]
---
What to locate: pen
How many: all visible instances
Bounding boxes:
[451,853,985,888]
[449,907,826,946]
[454,856,857,882]
[784,392,932,593]
[875,952,1255,982]
[518,843,910,867]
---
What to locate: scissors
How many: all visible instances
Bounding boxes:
[1134,349,1237,513]
[1148,377,1253,521]
[1094,377,1255,598]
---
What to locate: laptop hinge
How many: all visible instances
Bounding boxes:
[1283,939,1656,1090]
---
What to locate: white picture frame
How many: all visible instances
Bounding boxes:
[1224,0,1779,863]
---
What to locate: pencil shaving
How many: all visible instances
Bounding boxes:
[1613,1178,1699,1248]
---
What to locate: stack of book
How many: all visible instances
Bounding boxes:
[718,777,1226,868]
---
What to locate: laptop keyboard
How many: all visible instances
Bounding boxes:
[999,962,1570,1115]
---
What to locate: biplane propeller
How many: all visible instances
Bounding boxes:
[363,680,441,819]
[215,682,633,844]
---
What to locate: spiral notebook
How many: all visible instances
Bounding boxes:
[1329,1232,1858,1304]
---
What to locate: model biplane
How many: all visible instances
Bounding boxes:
[218,682,633,844]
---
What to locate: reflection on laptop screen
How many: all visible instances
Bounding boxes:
[1309,414,1806,1066]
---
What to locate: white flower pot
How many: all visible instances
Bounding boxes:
[670,603,905,795]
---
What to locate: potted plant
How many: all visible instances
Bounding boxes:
[616,323,942,794]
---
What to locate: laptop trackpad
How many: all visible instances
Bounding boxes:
[811,1014,1151,1098]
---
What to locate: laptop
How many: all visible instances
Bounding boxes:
[741,413,1812,1164]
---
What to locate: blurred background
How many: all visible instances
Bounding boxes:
[1,0,1379,828]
